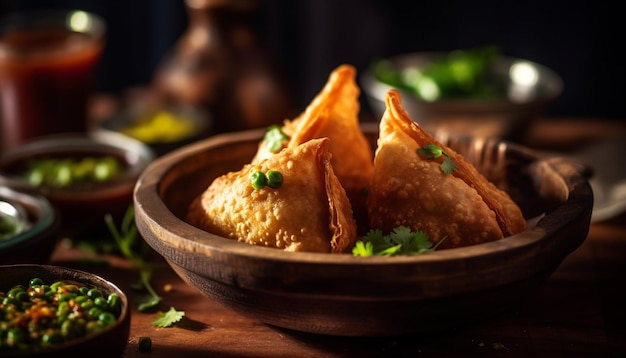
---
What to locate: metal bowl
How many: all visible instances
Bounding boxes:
[0,186,59,264]
[361,52,563,139]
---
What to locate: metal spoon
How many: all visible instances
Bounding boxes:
[0,199,28,239]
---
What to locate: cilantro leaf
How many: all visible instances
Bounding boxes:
[417,144,456,174]
[440,156,457,174]
[352,226,441,256]
[263,125,289,152]
[417,144,443,159]
[351,240,374,256]
[152,307,185,328]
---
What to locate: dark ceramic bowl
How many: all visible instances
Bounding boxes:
[0,264,131,357]
[361,52,563,140]
[0,132,154,237]
[0,186,59,264]
[133,123,592,336]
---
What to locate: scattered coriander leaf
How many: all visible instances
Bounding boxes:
[417,144,457,174]
[440,155,457,174]
[137,295,162,313]
[152,307,185,328]
[263,125,289,152]
[352,226,442,256]
[417,144,443,159]
[105,205,162,311]
[351,240,374,256]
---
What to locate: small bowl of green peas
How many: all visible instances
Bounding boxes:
[0,264,131,357]
[0,132,154,238]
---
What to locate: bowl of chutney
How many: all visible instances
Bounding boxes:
[0,131,154,238]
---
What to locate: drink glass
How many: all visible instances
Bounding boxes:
[0,10,105,151]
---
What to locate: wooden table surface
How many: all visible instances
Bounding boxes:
[48,117,626,357]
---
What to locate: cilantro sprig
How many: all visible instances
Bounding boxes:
[352,226,446,256]
[417,144,457,174]
[105,205,185,327]
[152,307,185,328]
[263,125,289,153]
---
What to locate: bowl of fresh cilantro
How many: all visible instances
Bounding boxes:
[133,123,592,336]
[361,46,563,140]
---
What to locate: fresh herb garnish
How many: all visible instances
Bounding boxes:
[417,144,457,174]
[105,205,185,325]
[263,125,289,152]
[152,307,185,328]
[352,226,445,256]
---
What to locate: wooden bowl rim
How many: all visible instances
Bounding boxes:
[134,123,592,267]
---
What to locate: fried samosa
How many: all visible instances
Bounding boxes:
[252,64,374,232]
[367,90,526,249]
[186,137,357,253]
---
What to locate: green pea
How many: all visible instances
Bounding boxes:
[7,286,25,298]
[44,289,57,300]
[58,293,77,302]
[87,288,102,298]
[2,296,17,306]
[14,291,28,302]
[88,307,103,319]
[107,293,120,311]
[138,336,152,352]
[29,278,44,287]
[41,331,63,346]
[74,295,88,304]
[98,311,117,327]
[266,170,284,188]
[80,300,94,310]
[250,171,266,189]
[50,281,65,291]
[86,320,102,334]
[6,328,24,345]
[94,296,108,309]
[61,319,77,337]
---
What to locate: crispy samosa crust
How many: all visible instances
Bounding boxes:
[367,90,526,249]
[252,64,374,232]
[186,138,357,253]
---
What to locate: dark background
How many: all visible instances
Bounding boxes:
[2,0,624,120]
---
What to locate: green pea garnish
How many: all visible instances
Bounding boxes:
[266,170,284,189]
[250,171,266,189]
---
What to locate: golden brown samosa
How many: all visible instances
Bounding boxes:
[367,90,526,249]
[186,138,357,253]
[252,64,374,232]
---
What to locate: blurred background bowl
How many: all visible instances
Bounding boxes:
[0,186,59,264]
[361,50,563,140]
[95,104,212,157]
[0,264,130,357]
[133,123,592,336]
[0,132,154,238]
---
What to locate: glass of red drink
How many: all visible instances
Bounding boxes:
[0,10,106,151]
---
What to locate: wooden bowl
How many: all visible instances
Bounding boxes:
[0,264,131,356]
[134,123,593,336]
